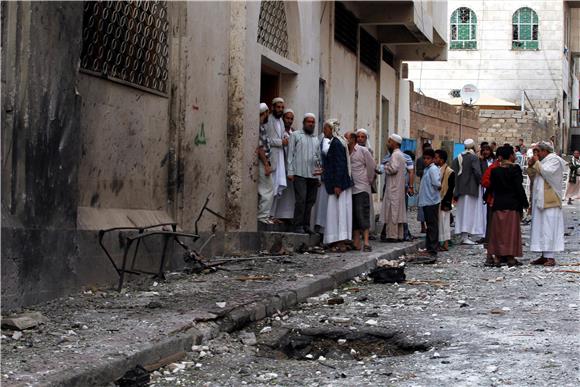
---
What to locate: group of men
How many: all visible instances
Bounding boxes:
[257,97,566,265]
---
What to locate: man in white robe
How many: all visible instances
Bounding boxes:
[270,108,296,220]
[379,134,407,242]
[356,128,377,234]
[451,139,486,245]
[265,97,287,219]
[527,141,566,266]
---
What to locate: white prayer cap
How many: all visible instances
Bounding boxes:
[283,108,294,115]
[356,128,368,136]
[389,133,402,144]
[271,97,285,105]
[304,113,316,120]
[464,138,475,148]
[259,103,268,113]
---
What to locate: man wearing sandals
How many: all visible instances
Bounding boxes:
[527,141,566,267]
[346,132,376,252]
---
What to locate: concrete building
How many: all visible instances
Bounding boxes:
[407,0,572,152]
[1,1,448,309]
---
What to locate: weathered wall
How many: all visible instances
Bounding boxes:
[410,85,480,150]
[478,108,555,146]
[1,1,84,308]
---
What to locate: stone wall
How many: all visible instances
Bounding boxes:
[478,103,557,148]
[410,85,480,151]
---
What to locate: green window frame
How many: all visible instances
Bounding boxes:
[512,7,539,50]
[450,7,477,50]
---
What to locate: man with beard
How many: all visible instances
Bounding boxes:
[527,141,566,266]
[257,103,274,224]
[265,97,288,221]
[379,134,407,242]
[287,113,321,234]
[271,108,296,221]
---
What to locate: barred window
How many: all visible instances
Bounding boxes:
[257,0,289,58]
[80,1,169,95]
[512,7,539,50]
[450,7,477,50]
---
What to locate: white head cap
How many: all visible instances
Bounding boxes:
[271,97,285,105]
[259,103,268,113]
[283,108,294,115]
[304,113,316,120]
[464,138,475,148]
[389,133,403,144]
[356,128,368,136]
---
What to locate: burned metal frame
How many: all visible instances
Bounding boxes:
[98,193,226,291]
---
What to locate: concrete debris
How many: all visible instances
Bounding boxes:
[11,332,22,341]
[2,312,46,331]
[257,372,278,381]
[216,302,227,308]
[259,326,272,334]
[239,331,257,346]
[327,297,345,305]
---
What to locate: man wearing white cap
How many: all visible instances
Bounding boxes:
[265,97,288,220]
[257,103,274,224]
[451,139,486,244]
[527,141,566,266]
[270,108,296,220]
[287,113,321,233]
[356,128,378,235]
[379,133,407,241]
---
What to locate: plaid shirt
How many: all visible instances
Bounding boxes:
[258,124,270,160]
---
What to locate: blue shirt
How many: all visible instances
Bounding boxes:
[418,163,441,207]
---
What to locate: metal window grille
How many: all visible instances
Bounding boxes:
[450,7,477,50]
[334,1,358,54]
[449,89,461,98]
[512,7,539,50]
[257,0,289,58]
[80,1,170,95]
[360,28,379,73]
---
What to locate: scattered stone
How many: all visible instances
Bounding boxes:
[259,326,272,334]
[355,295,369,302]
[329,317,351,324]
[216,302,227,308]
[337,339,347,345]
[239,331,257,346]
[365,319,378,326]
[12,331,23,340]
[305,354,314,359]
[147,301,163,309]
[486,365,498,373]
[2,312,46,331]
[257,372,278,381]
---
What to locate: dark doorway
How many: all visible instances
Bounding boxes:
[261,65,280,109]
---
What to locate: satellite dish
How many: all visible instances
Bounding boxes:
[460,84,480,106]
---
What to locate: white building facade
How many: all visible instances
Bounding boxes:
[407,0,573,150]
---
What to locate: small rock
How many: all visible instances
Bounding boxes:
[216,302,227,308]
[365,319,378,326]
[350,349,357,356]
[12,332,23,340]
[486,365,498,373]
[318,356,327,361]
[355,295,368,302]
[337,339,347,345]
[198,351,207,358]
[239,332,257,346]
[259,326,272,334]
[257,373,278,382]
[329,317,351,324]
[305,354,314,359]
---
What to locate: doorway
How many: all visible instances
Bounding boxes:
[261,65,280,109]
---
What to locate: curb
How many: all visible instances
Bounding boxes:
[43,240,422,387]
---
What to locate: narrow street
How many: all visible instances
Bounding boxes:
[150,205,580,387]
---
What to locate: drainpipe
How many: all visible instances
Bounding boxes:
[520,90,525,112]
[354,24,360,128]
[459,107,463,142]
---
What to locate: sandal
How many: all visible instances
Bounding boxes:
[363,245,372,252]
[530,256,547,265]
[506,257,523,267]
[544,258,556,267]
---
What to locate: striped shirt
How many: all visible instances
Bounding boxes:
[287,129,321,178]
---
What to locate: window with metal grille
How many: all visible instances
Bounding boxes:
[257,0,289,58]
[334,1,358,54]
[360,29,379,72]
[450,7,477,50]
[80,1,169,95]
[382,46,394,68]
[512,7,539,50]
[449,89,461,98]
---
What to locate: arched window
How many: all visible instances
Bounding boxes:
[450,7,477,49]
[512,7,539,50]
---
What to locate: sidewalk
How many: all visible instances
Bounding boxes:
[1,238,422,387]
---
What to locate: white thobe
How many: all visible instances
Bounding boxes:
[324,188,353,244]
[454,187,486,237]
